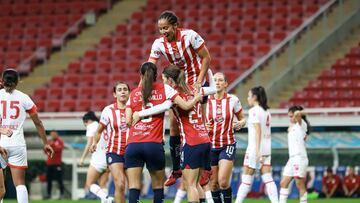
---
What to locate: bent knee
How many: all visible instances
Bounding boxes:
[218,178,230,189]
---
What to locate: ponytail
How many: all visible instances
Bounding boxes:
[288,105,311,135]
[250,86,269,110]
[163,65,191,95]
[140,62,157,106]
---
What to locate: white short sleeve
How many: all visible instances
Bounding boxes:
[86,122,98,137]
[23,94,36,111]
[149,40,162,60]
[189,30,205,51]
[99,108,110,127]
[164,84,179,101]
[232,96,242,114]
[248,108,260,124]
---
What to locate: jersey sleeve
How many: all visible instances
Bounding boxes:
[233,96,242,114]
[201,69,216,96]
[248,108,260,124]
[86,123,98,137]
[23,94,37,114]
[99,108,110,127]
[138,100,172,117]
[149,40,162,61]
[189,30,205,51]
[164,84,179,101]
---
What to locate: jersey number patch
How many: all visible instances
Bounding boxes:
[1,100,20,119]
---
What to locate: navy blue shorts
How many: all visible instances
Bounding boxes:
[181,143,211,170]
[201,81,209,104]
[211,143,236,166]
[106,153,125,165]
[125,142,165,171]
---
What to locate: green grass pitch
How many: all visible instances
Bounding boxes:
[3,199,360,203]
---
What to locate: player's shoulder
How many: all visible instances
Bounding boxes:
[153,36,165,44]
[102,103,115,111]
[87,121,99,131]
[180,28,197,35]
[227,93,240,101]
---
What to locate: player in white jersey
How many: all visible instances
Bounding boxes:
[279,105,310,203]
[235,86,278,203]
[79,111,111,203]
[0,69,54,203]
[148,11,212,186]
[90,82,131,203]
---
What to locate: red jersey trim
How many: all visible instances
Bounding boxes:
[196,42,205,52]
[170,93,179,102]
[99,122,106,128]
[26,105,37,114]
[234,109,242,117]
[8,163,28,169]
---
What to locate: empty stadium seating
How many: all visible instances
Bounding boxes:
[282,42,360,108]
[30,0,328,111]
[0,0,109,74]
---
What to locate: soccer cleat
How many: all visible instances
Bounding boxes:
[101,196,114,203]
[199,170,212,186]
[164,170,182,186]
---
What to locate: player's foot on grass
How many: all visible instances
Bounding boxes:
[164,170,182,186]
[199,170,212,186]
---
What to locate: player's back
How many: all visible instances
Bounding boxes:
[0,89,37,147]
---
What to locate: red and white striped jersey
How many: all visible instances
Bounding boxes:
[207,93,242,148]
[126,83,178,144]
[0,89,37,147]
[149,28,205,86]
[99,103,128,155]
[173,88,210,146]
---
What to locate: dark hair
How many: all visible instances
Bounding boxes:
[140,62,157,106]
[158,11,179,26]
[162,65,191,94]
[250,86,269,110]
[288,105,311,135]
[82,111,99,122]
[2,69,19,91]
[326,166,333,173]
[113,81,130,93]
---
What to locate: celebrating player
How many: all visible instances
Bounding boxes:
[0,69,54,203]
[148,10,212,185]
[234,86,278,203]
[279,105,310,203]
[125,62,201,203]
[79,111,111,203]
[206,73,246,203]
[90,82,131,203]
[133,65,216,202]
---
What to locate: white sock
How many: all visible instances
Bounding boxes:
[279,188,289,203]
[235,174,254,203]
[205,190,214,203]
[174,189,187,203]
[0,199,3,203]
[300,192,307,203]
[262,173,279,203]
[16,185,28,203]
[90,184,107,200]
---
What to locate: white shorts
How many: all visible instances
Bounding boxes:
[90,150,107,173]
[243,152,271,170]
[282,156,308,178]
[3,146,27,168]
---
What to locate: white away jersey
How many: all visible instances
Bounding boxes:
[86,121,107,151]
[0,89,37,147]
[149,28,205,85]
[247,105,271,156]
[288,120,308,158]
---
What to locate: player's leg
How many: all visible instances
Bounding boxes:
[294,158,308,203]
[46,165,53,199]
[183,168,200,202]
[9,146,29,203]
[202,182,214,203]
[261,159,279,203]
[218,144,236,203]
[174,179,187,203]
[0,169,5,200]
[98,170,109,189]
[166,109,182,186]
[126,167,143,203]
[54,165,65,199]
[235,166,255,203]
[210,149,221,203]
[86,165,106,201]
[279,159,294,203]
[149,169,166,203]
[108,153,126,203]
[295,178,307,203]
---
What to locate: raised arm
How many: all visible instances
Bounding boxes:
[200,69,216,96]
[173,94,201,111]
[195,46,211,89]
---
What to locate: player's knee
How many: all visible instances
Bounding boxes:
[210,180,219,191]
[280,179,288,188]
[218,177,229,189]
[0,186,5,199]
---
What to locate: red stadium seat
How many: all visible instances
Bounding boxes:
[46,100,60,112]
[33,88,47,100]
[94,74,110,87]
[91,99,108,111]
[50,75,64,87]
[82,62,96,74]
[60,100,76,112]
[64,74,79,87]
[63,87,78,99]
[97,61,112,73]
[47,88,63,99]
[76,99,91,112]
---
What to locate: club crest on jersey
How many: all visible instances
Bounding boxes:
[108,156,112,163]
[215,116,224,123]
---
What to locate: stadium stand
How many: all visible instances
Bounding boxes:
[30,0,329,112]
[282,42,360,108]
[0,0,111,75]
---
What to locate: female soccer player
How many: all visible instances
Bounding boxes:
[234,86,278,203]
[279,105,310,203]
[0,69,54,203]
[79,111,111,203]
[148,10,212,185]
[133,65,216,202]
[125,62,201,203]
[90,82,131,203]
[206,73,246,203]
